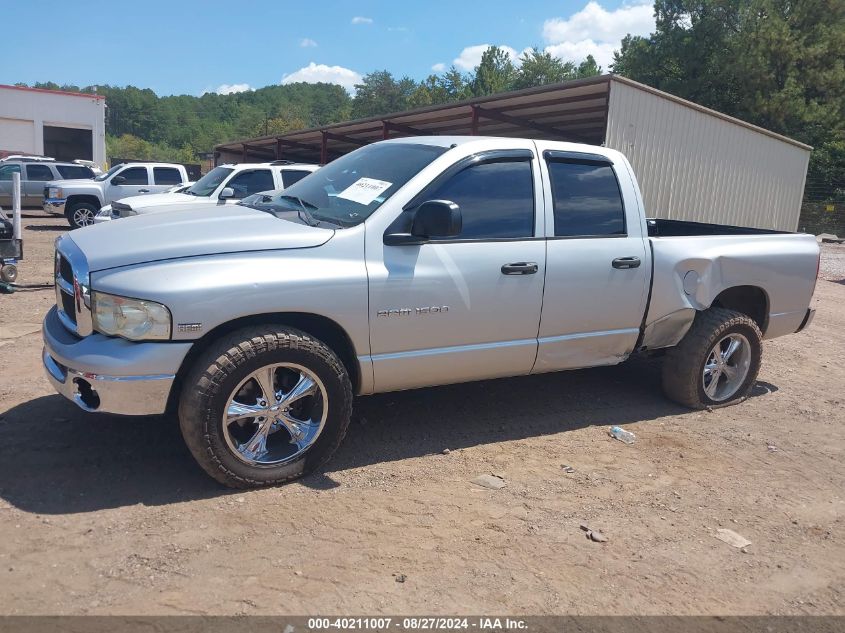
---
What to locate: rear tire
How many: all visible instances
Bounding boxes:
[66,202,98,229]
[662,308,762,409]
[178,325,353,488]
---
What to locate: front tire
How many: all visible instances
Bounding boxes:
[178,326,353,488]
[65,202,98,229]
[662,308,762,409]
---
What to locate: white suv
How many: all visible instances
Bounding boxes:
[96,161,319,223]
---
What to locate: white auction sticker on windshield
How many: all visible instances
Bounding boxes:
[336,178,392,205]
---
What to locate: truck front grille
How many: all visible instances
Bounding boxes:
[54,237,93,337]
[60,290,77,325]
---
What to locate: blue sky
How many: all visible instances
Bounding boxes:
[1,1,655,96]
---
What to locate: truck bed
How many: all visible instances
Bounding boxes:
[647,218,790,237]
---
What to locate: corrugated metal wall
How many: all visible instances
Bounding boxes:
[605,79,810,231]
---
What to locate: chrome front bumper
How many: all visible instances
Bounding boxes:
[43,198,66,216]
[42,306,192,415]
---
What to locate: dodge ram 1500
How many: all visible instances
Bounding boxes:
[42,137,820,487]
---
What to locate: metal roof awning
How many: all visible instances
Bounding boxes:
[213,74,810,165]
[215,75,613,165]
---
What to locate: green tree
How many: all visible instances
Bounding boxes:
[471,46,517,96]
[612,0,845,198]
[351,71,418,118]
[513,48,577,89]
[576,54,602,78]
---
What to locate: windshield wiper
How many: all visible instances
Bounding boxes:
[277,194,321,227]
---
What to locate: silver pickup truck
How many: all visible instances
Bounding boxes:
[42,137,820,488]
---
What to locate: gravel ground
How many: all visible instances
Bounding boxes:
[0,213,842,616]
[819,242,845,281]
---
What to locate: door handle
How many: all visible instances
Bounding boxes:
[501,262,539,275]
[138,188,150,193]
[612,256,641,269]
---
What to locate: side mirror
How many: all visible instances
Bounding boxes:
[384,200,462,245]
[111,175,126,185]
[219,187,235,199]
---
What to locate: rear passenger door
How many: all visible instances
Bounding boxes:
[533,146,650,372]
[24,163,55,205]
[152,166,184,192]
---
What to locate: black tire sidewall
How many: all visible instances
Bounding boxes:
[185,332,351,485]
[695,321,762,407]
[66,203,97,229]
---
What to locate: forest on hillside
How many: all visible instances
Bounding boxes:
[16,1,845,201]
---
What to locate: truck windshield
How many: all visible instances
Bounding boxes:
[94,164,123,181]
[263,143,449,228]
[188,166,234,196]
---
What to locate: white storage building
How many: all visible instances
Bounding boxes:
[0,84,106,168]
[215,75,811,232]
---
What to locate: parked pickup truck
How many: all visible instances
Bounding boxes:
[42,137,819,488]
[43,162,190,228]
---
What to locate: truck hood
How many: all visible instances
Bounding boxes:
[47,179,103,188]
[70,206,334,271]
[117,191,201,210]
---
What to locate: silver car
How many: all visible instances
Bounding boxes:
[0,160,94,207]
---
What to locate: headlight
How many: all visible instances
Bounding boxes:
[91,291,171,341]
[49,187,63,198]
[97,206,111,217]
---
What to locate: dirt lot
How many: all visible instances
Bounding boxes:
[0,213,843,615]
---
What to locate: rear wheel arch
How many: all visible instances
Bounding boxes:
[169,312,362,412]
[710,285,769,334]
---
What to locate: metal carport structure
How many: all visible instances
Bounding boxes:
[214,75,812,231]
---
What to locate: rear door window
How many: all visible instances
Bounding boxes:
[26,164,54,181]
[281,169,312,188]
[546,160,626,237]
[153,167,182,185]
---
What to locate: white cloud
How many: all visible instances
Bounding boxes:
[351,16,373,24]
[543,1,654,69]
[300,38,317,48]
[453,44,528,71]
[212,83,252,95]
[281,62,363,93]
[431,63,446,72]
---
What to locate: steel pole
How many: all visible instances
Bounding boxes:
[12,171,21,241]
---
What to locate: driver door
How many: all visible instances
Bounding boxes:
[366,144,547,392]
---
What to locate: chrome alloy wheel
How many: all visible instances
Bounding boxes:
[73,207,95,227]
[222,363,328,466]
[702,333,752,402]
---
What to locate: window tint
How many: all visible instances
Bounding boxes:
[116,167,148,185]
[227,169,274,199]
[26,164,53,181]
[0,164,21,180]
[547,161,625,237]
[56,165,94,179]
[281,169,311,188]
[153,167,182,185]
[421,160,534,239]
